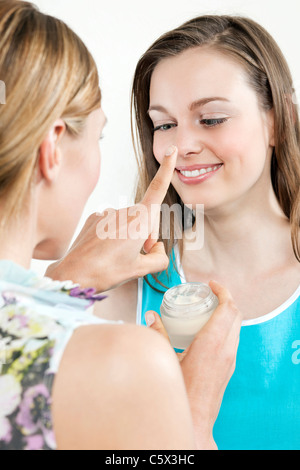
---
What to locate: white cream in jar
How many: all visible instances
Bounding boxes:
[160,282,219,350]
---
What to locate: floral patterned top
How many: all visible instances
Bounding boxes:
[0,260,112,450]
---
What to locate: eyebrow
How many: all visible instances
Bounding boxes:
[148,97,230,114]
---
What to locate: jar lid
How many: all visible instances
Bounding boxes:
[162,282,218,318]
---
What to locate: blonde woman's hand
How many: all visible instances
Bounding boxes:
[145,280,242,450]
[46,147,178,292]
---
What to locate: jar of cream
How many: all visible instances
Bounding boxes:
[160,282,219,350]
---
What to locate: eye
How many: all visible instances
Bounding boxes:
[153,123,177,133]
[200,118,228,127]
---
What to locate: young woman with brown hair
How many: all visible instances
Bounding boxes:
[97,15,300,449]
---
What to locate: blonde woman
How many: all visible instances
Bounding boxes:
[96,16,300,450]
[0,1,242,450]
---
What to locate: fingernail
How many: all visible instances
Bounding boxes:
[145,312,155,327]
[165,145,176,156]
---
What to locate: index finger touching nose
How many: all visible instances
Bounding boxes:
[141,146,178,208]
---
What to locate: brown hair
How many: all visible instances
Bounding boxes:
[0,0,101,226]
[132,14,300,287]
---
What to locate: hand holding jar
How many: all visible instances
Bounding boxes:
[145,280,242,450]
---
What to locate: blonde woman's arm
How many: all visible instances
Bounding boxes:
[52,323,198,450]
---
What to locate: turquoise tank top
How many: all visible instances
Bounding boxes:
[137,247,300,450]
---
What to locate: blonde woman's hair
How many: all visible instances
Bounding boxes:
[131,15,300,292]
[0,0,101,226]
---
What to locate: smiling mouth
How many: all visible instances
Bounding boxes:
[176,164,223,178]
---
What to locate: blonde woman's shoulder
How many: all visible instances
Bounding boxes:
[93,279,138,323]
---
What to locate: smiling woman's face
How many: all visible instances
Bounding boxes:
[149,47,275,212]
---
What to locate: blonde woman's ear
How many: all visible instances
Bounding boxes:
[51,119,66,145]
[37,120,66,183]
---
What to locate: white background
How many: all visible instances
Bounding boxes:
[31,0,300,276]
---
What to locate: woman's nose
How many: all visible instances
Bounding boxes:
[174,124,204,158]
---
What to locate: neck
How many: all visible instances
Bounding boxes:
[0,205,38,270]
[185,186,291,277]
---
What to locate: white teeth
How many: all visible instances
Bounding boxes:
[179,165,221,177]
